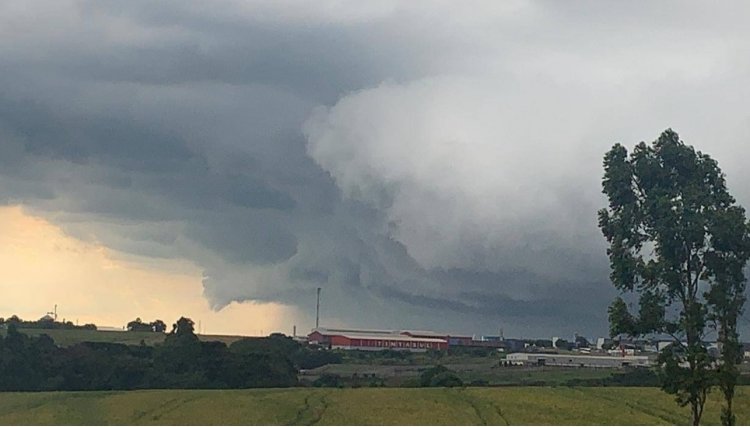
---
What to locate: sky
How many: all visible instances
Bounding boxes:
[1,1,750,338]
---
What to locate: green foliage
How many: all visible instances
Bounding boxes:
[429,372,463,387]
[0,317,299,391]
[313,373,342,388]
[127,318,167,333]
[420,365,448,387]
[534,339,554,348]
[598,129,750,425]
[419,365,463,387]
[230,335,342,370]
[704,208,749,425]
[0,315,96,331]
[608,297,637,337]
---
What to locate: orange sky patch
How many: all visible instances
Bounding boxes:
[0,205,298,336]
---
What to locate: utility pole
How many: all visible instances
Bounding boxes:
[315,287,321,329]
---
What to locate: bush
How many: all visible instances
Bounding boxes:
[419,365,464,387]
[313,374,342,388]
[430,372,463,387]
[420,365,449,387]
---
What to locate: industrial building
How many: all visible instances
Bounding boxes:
[400,330,474,346]
[506,353,652,368]
[308,327,448,352]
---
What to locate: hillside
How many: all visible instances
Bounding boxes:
[0,327,248,347]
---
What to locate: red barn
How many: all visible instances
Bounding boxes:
[309,328,447,352]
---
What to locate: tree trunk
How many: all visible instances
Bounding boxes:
[721,398,734,426]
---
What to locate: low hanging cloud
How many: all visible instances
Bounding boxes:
[1,1,750,337]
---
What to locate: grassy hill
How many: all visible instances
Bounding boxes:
[0,328,248,347]
[0,387,748,425]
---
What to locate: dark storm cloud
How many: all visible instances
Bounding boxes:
[2,1,750,337]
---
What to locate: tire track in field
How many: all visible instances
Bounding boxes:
[310,395,329,426]
[1,391,121,421]
[150,394,204,422]
[132,393,203,423]
[573,387,681,425]
[290,391,328,426]
[489,401,511,426]
[458,391,488,425]
[290,393,314,425]
[453,389,507,426]
[0,393,76,417]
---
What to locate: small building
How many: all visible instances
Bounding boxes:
[506,352,652,368]
[308,328,447,352]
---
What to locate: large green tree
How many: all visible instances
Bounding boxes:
[598,129,750,425]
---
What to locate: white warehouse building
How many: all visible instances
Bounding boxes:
[506,353,652,368]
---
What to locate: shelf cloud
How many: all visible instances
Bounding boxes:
[2,1,750,336]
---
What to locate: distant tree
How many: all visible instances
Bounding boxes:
[598,129,750,425]
[430,371,463,387]
[574,335,590,348]
[534,339,553,348]
[313,373,342,388]
[419,365,463,387]
[554,339,572,351]
[171,317,196,337]
[127,318,152,332]
[150,320,167,333]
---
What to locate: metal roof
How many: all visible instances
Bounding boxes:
[313,329,446,343]
[313,327,396,335]
[507,353,650,361]
[336,333,446,343]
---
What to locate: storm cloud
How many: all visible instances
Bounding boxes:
[2,1,750,337]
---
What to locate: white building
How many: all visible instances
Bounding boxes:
[506,353,652,368]
[596,337,613,350]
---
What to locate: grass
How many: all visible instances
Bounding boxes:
[0,387,748,425]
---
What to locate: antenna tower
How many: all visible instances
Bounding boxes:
[315,287,321,329]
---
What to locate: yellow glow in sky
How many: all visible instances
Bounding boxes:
[0,205,297,336]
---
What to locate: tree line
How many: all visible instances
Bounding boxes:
[0,315,96,331]
[126,317,167,332]
[0,317,341,391]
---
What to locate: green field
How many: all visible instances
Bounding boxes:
[0,387,748,425]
